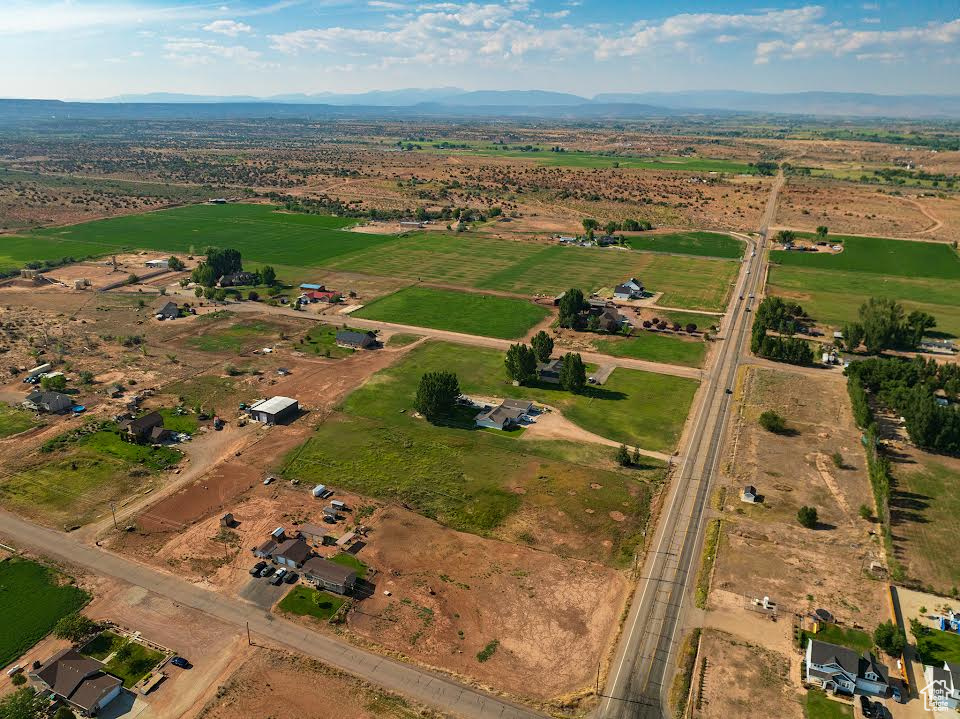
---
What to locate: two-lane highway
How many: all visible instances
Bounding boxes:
[600,171,782,718]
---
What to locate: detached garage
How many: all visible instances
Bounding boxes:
[248,396,299,425]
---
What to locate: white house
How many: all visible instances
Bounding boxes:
[741,485,761,504]
[805,639,890,697]
[145,258,169,269]
[923,662,960,710]
[475,399,534,430]
[613,277,644,300]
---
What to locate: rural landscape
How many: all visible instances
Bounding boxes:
[2,4,960,719]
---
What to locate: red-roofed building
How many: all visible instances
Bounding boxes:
[305,290,342,303]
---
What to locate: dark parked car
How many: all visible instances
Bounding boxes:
[249,561,267,576]
[283,571,298,584]
[859,696,875,718]
[170,657,191,669]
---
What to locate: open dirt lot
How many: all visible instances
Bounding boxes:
[191,647,440,719]
[693,629,801,719]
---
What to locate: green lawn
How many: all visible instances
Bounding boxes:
[154,408,199,434]
[328,552,368,578]
[101,639,165,687]
[593,332,707,367]
[387,333,422,347]
[0,425,181,527]
[813,624,874,654]
[0,404,39,438]
[278,586,346,620]
[81,630,126,660]
[165,376,239,412]
[916,627,960,666]
[626,232,744,259]
[892,459,960,592]
[298,324,358,358]
[805,689,853,719]
[185,316,285,353]
[10,203,396,270]
[0,558,89,667]
[355,286,550,339]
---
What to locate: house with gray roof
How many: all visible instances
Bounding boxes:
[923,661,960,709]
[805,638,890,697]
[613,277,644,300]
[30,647,123,717]
[474,399,534,431]
[301,556,358,595]
[335,330,378,350]
[23,390,73,414]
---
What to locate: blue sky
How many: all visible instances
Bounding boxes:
[1,1,959,99]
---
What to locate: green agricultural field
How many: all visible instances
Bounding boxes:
[772,234,960,279]
[593,332,707,368]
[282,342,674,566]
[0,404,39,438]
[278,586,346,621]
[626,231,744,259]
[0,424,181,527]
[328,233,737,311]
[185,316,285,353]
[891,458,960,592]
[768,265,960,336]
[354,286,551,339]
[12,203,397,269]
[0,558,89,667]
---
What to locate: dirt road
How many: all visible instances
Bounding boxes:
[0,510,543,719]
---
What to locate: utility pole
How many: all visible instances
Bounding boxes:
[246,622,251,646]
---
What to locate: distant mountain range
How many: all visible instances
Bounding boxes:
[91,88,960,118]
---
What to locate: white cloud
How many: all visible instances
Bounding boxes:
[369,0,405,8]
[203,19,253,37]
[163,38,262,66]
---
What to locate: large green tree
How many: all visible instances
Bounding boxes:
[874,621,906,656]
[204,247,243,277]
[261,265,277,286]
[558,288,586,328]
[414,371,461,420]
[504,343,537,385]
[558,352,587,394]
[53,613,98,642]
[0,688,46,719]
[530,330,554,363]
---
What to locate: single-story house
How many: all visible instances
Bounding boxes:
[30,647,123,717]
[145,258,169,269]
[587,298,612,314]
[538,358,564,384]
[272,537,311,569]
[741,485,761,504]
[923,661,960,710]
[217,272,256,287]
[297,523,326,544]
[304,290,341,303]
[336,330,378,350]
[596,234,618,247]
[23,390,74,414]
[475,399,534,431]
[613,278,644,300]
[248,396,299,425]
[118,411,166,443]
[301,557,357,595]
[805,639,890,697]
[598,306,625,332]
[155,301,179,320]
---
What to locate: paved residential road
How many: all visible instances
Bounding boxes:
[0,511,543,719]
[600,171,784,718]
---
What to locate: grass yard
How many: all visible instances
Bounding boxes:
[772,234,960,279]
[626,231,744,259]
[326,233,738,311]
[0,425,180,527]
[299,324,357,358]
[805,689,853,719]
[328,552,368,578]
[185,317,285,353]
[593,331,707,367]
[768,265,960,337]
[101,639,165,687]
[354,286,550,339]
[15,204,397,268]
[812,624,874,654]
[0,558,89,667]
[915,627,960,666]
[154,408,199,434]
[82,630,126,660]
[0,404,40,438]
[386,333,422,347]
[278,586,345,621]
[891,458,960,592]
[282,340,676,567]
[165,375,239,412]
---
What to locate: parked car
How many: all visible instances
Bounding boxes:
[271,569,286,586]
[258,565,274,578]
[859,695,875,718]
[891,686,903,703]
[283,571,298,584]
[170,657,191,669]
[249,561,267,576]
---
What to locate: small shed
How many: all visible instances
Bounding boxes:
[220,513,235,528]
[145,258,169,269]
[335,531,357,548]
[248,396,299,425]
[297,523,326,543]
[741,485,761,504]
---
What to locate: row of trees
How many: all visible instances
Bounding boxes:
[846,356,960,456]
[750,297,814,365]
[582,218,654,235]
[190,246,243,287]
[842,297,936,354]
